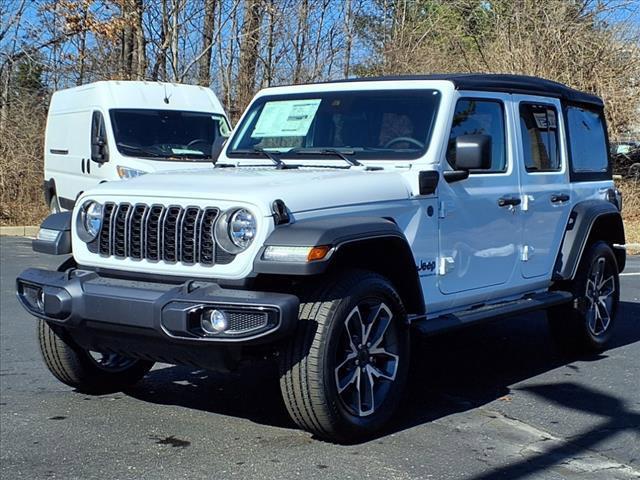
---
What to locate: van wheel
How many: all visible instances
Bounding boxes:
[49,195,61,214]
[38,319,154,393]
[548,241,620,352]
[279,270,409,442]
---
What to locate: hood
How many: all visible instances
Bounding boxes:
[87,166,412,214]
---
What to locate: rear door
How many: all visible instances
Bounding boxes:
[514,96,572,279]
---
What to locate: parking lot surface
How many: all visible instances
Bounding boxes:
[1,236,638,479]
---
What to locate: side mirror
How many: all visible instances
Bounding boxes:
[211,137,227,164]
[91,111,109,163]
[454,134,491,170]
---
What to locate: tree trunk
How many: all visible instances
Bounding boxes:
[170,0,181,81]
[236,0,262,114]
[121,0,134,79]
[262,0,275,87]
[198,0,216,86]
[343,0,353,78]
[151,0,169,81]
[293,0,309,84]
[77,7,89,85]
[134,0,146,80]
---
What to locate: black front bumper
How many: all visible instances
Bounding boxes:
[16,268,299,369]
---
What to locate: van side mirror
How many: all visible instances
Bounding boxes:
[211,136,227,164]
[444,134,492,183]
[91,111,109,163]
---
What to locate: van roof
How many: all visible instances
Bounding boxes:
[49,80,226,115]
[326,73,603,108]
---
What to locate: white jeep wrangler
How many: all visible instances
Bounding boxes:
[17,74,626,442]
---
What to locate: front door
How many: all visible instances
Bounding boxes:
[438,93,522,294]
[513,96,572,279]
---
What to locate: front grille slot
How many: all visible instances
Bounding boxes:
[97,202,227,266]
[113,203,132,257]
[162,206,183,262]
[99,203,116,256]
[129,204,148,259]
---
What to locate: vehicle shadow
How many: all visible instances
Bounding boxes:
[124,300,640,440]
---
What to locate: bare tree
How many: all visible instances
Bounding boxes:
[134,0,146,79]
[236,0,262,114]
[198,0,216,86]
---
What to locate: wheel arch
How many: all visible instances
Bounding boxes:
[43,178,56,206]
[253,216,425,316]
[554,199,626,280]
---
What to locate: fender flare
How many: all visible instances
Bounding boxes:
[554,200,625,280]
[253,216,425,315]
[32,211,73,255]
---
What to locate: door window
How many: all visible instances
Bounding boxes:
[519,104,560,172]
[90,110,108,162]
[446,99,506,172]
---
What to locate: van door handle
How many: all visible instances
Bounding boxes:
[551,193,570,203]
[498,196,521,207]
[81,158,85,174]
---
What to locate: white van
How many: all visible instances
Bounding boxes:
[44,80,230,212]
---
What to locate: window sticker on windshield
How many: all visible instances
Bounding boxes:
[252,99,321,138]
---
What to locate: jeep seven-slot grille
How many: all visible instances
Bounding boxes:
[97,202,233,266]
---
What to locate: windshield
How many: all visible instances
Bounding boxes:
[110,109,230,161]
[228,89,441,161]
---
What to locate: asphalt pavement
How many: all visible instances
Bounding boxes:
[1,236,638,480]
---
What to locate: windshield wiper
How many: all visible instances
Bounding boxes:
[232,148,296,169]
[288,148,363,167]
[253,147,290,169]
[116,143,163,158]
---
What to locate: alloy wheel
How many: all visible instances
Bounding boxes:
[585,256,615,336]
[334,301,400,417]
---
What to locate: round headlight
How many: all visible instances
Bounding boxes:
[214,208,256,254]
[229,209,256,248]
[78,201,103,241]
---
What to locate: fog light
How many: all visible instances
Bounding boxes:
[21,284,45,313]
[201,309,228,335]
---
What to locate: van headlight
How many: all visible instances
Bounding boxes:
[117,166,147,179]
[214,208,256,254]
[77,201,103,242]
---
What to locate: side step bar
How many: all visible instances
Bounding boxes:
[412,291,573,336]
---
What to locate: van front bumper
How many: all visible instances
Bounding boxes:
[16,268,299,369]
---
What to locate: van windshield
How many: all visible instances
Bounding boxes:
[228,89,441,161]
[110,109,230,161]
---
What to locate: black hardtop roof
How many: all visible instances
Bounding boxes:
[328,73,603,108]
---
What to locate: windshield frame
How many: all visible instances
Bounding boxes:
[109,108,231,162]
[226,89,441,162]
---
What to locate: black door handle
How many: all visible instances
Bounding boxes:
[498,196,522,207]
[551,193,570,203]
[81,158,85,173]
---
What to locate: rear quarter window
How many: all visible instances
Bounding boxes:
[566,106,608,173]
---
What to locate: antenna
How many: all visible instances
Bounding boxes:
[163,83,170,104]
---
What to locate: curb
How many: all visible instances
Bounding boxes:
[0,226,39,237]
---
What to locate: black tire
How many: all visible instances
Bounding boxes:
[548,241,620,352]
[279,270,410,442]
[37,319,154,393]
